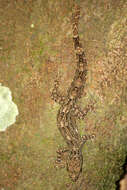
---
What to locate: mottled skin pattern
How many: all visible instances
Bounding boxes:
[51,3,95,182]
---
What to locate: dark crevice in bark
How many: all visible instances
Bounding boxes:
[116,156,127,190]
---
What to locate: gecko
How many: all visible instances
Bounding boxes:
[51,3,95,182]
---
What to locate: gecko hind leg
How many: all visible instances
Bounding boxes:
[72,100,96,120]
[81,134,96,144]
[51,79,66,105]
[54,148,69,169]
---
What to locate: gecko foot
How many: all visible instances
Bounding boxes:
[82,134,96,142]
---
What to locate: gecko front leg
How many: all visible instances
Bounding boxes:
[72,102,96,144]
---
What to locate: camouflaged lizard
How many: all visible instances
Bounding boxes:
[51,3,95,182]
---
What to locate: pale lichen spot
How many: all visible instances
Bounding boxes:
[0,83,19,132]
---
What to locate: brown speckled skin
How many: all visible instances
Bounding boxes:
[51,3,95,182]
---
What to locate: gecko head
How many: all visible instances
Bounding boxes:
[66,148,83,182]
